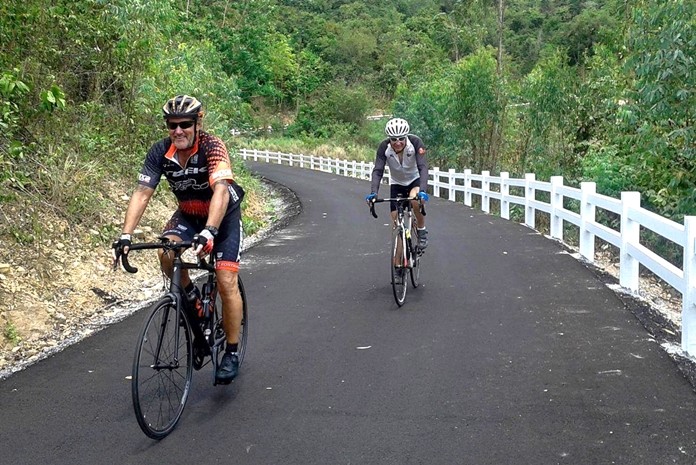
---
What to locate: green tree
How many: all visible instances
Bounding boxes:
[450,48,506,171]
[621,0,695,217]
[516,48,578,178]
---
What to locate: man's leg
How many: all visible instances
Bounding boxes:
[409,187,426,229]
[216,269,242,346]
[409,187,428,249]
[215,268,242,382]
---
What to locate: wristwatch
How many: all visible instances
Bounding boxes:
[204,225,219,237]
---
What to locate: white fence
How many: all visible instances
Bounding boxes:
[240,148,696,357]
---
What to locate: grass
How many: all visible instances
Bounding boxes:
[3,322,20,344]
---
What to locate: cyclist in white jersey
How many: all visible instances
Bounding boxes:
[366,118,430,249]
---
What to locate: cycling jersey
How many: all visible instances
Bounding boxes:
[138,130,245,272]
[370,135,428,194]
[138,131,244,218]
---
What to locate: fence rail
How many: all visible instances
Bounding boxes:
[240,148,696,357]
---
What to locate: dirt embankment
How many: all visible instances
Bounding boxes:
[0,177,299,379]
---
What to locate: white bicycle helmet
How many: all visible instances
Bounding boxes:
[162,95,202,119]
[384,118,410,138]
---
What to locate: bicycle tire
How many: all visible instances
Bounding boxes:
[132,296,193,439]
[391,226,407,306]
[237,275,249,365]
[409,222,421,288]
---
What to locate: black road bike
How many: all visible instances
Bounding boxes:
[115,238,248,439]
[369,196,426,306]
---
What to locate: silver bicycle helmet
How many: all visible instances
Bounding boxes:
[385,118,410,137]
[162,95,202,119]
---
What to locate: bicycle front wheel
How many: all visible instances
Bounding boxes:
[391,226,407,306]
[132,297,193,439]
[409,222,421,288]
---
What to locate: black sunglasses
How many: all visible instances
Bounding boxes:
[389,136,406,142]
[167,120,196,130]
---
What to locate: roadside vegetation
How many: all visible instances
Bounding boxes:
[0,0,693,348]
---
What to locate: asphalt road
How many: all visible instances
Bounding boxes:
[2,161,696,465]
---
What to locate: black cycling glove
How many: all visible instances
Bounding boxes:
[112,233,132,261]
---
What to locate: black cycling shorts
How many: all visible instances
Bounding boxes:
[389,178,421,212]
[162,206,243,272]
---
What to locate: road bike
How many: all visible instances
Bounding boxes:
[114,238,248,439]
[369,195,426,306]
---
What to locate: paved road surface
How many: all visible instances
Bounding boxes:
[2,161,696,464]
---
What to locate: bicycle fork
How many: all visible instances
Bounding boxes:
[154,298,184,370]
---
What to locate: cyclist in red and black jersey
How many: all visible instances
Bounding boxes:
[112,95,244,383]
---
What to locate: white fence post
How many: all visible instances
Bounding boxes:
[682,217,696,355]
[482,171,490,213]
[448,168,456,202]
[433,167,440,198]
[620,192,641,292]
[464,169,472,206]
[525,173,536,228]
[550,176,564,240]
[580,182,596,262]
[501,172,510,219]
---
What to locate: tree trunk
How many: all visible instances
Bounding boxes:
[497,0,505,76]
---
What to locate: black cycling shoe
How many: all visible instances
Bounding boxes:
[215,352,239,384]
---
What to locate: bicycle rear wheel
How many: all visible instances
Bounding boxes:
[132,297,193,439]
[391,226,407,306]
[409,222,421,288]
[237,276,249,365]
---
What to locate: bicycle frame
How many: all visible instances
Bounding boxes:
[118,237,248,438]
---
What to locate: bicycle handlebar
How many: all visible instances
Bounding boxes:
[113,238,205,274]
[368,197,426,219]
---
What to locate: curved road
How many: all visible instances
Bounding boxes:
[2,161,696,464]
